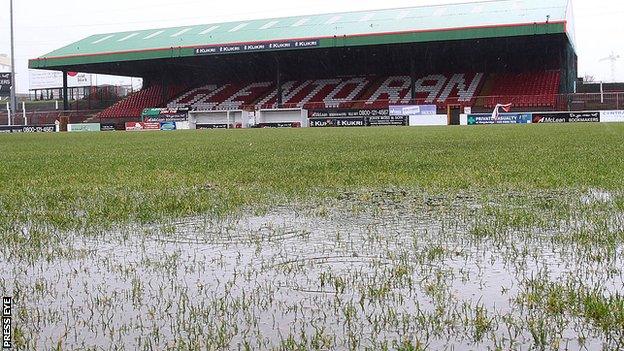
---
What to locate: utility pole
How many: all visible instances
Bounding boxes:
[599,52,621,83]
[9,0,17,115]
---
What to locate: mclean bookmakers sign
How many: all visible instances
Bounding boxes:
[532,112,600,123]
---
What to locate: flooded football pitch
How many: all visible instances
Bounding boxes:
[3,188,623,350]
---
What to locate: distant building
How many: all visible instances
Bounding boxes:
[0,54,10,72]
[576,77,624,93]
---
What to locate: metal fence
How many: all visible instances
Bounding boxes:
[0,110,101,126]
[250,92,624,113]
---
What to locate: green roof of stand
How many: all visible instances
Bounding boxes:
[29,0,575,70]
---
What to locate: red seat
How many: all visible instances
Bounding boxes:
[97,84,187,119]
[484,70,561,108]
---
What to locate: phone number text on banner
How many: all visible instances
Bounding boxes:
[467,113,532,125]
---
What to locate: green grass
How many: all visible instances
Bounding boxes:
[0,123,623,229]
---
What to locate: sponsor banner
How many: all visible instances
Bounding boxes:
[368,115,408,126]
[309,108,406,127]
[142,107,189,122]
[100,123,124,131]
[0,124,56,133]
[309,108,389,119]
[0,72,11,96]
[195,39,319,56]
[197,123,229,129]
[600,110,624,123]
[532,112,600,123]
[409,114,448,126]
[28,70,92,89]
[67,123,101,132]
[467,113,532,125]
[569,112,600,123]
[310,117,367,127]
[175,121,193,130]
[159,121,177,131]
[197,123,245,129]
[389,105,437,116]
[256,122,301,128]
[125,122,160,131]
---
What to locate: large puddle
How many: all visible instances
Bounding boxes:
[2,189,623,350]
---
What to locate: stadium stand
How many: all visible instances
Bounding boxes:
[360,73,485,108]
[168,78,372,110]
[169,82,274,110]
[30,0,581,120]
[93,70,564,116]
[78,71,567,119]
[99,84,186,119]
[256,77,371,109]
[484,71,560,108]
[163,73,488,111]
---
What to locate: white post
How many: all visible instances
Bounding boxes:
[22,101,26,125]
[9,0,16,116]
[7,102,11,126]
[55,100,59,110]
[600,82,604,104]
[227,110,230,129]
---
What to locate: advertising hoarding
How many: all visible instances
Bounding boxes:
[0,73,11,96]
[309,108,407,127]
[125,122,160,131]
[467,113,532,125]
[159,121,177,131]
[389,105,437,116]
[195,40,319,56]
[67,123,101,132]
[29,70,92,89]
[142,107,189,122]
[309,117,366,127]
[532,112,600,123]
[0,125,56,133]
[600,110,624,123]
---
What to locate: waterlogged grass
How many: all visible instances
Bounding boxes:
[1,124,624,349]
[520,279,624,343]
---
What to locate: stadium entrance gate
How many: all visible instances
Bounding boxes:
[448,105,462,126]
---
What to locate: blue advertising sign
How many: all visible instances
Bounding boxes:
[467,113,532,125]
[159,121,177,131]
[389,105,437,116]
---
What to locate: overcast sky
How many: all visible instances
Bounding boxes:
[1,0,623,93]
